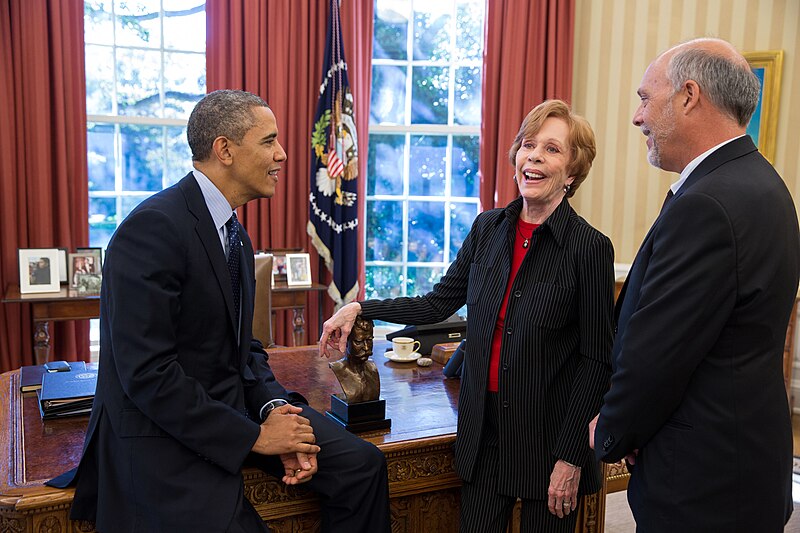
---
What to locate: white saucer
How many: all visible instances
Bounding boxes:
[384,350,421,363]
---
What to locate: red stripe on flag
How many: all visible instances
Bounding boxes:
[327,149,344,178]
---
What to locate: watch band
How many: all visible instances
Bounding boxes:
[259,398,289,422]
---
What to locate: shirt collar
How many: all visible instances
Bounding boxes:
[504,196,571,248]
[671,134,745,194]
[192,169,233,231]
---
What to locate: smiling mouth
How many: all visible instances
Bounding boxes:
[522,170,546,182]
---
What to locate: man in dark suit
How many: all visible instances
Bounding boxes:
[56,90,390,532]
[590,38,800,532]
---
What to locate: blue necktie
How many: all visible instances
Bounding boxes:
[226,213,241,324]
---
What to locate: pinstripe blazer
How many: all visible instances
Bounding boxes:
[360,197,614,499]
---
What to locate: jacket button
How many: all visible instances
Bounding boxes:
[506,327,512,335]
[502,401,509,408]
[513,290,521,298]
[502,363,508,371]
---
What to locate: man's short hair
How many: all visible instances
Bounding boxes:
[508,99,597,198]
[666,47,760,127]
[187,90,269,161]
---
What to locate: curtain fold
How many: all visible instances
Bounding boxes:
[0,0,90,372]
[480,0,575,210]
[207,0,373,345]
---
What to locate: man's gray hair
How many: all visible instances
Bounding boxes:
[187,90,269,161]
[666,47,760,127]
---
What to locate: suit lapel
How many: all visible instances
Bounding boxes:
[179,175,239,334]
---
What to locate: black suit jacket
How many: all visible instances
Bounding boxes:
[361,197,614,499]
[595,136,800,532]
[67,174,302,532]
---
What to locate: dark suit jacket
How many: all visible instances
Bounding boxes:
[68,174,302,532]
[361,197,614,499]
[595,136,800,532]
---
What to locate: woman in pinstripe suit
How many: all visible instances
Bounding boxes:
[321,100,614,533]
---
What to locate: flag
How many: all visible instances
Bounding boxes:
[308,0,359,309]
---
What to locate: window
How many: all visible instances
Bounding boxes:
[84,1,206,249]
[366,0,484,301]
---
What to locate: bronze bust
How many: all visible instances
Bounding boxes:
[329,316,380,403]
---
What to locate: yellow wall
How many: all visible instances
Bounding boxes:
[570,0,800,263]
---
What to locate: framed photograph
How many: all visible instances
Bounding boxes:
[744,50,784,164]
[272,254,288,284]
[18,248,61,294]
[75,273,102,294]
[76,247,104,266]
[286,253,312,286]
[68,251,102,288]
[57,248,68,284]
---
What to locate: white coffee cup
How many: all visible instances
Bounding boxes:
[391,336,421,357]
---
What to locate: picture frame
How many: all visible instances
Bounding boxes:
[76,247,104,266]
[258,247,301,286]
[75,273,103,294]
[18,248,61,294]
[68,251,102,289]
[286,253,312,286]
[57,248,68,284]
[272,254,288,284]
[744,50,784,164]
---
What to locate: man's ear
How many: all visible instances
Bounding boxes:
[681,80,701,115]
[212,136,234,166]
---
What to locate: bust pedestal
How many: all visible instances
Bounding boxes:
[325,394,391,433]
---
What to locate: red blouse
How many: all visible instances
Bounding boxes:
[487,218,539,392]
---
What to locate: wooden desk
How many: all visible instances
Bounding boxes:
[271,282,327,345]
[2,284,99,365]
[0,342,602,532]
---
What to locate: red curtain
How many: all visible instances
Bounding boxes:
[0,0,90,372]
[480,0,575,210]
[207,0,373,345]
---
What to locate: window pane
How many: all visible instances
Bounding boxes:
[163,1,206,52]
[84,2,114,46]
[452,135,479,197]
[121,125,163,191]
[370,65,407,125]
[87,123,116,191]
[165,126,191,187]
[408,201,444,262]
[367,134,404,196]
[117,48,162,117]
[455,0,484,61]
[449,202,478,257]
[454,66,481,125]
[365,265,404,299]
[373,0,407,60]
[407,266,444,297]
[412,2,450,61]
[121,195,151,223]
[163,52,206,118]
[116,0,162,48]
[411,66,448,124]
[409,135,446,196]
[85,45,115,115]
[367,200,403,261]
[89,197,117,249]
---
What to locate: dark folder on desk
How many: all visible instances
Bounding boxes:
[21,361,87,393]
[38,365,97,419]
